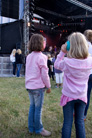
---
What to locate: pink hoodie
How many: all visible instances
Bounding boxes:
[25,51,51,89]
[54,51,92,101]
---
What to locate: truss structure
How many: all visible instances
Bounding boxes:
[23,0,34,55]
[66,0,92,12]
[23,0,30,55]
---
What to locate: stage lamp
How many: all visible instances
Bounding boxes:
[30,23,35,32]
[29,0,35,11]
[30,6,35,11]
[27,22,31,27]
[30,14,33,20]
[41,20,45,25]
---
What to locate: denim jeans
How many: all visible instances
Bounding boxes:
[62,100,86,138]
[12,62,16,75]
[84,74,92,117]
[16,64,22,77]
[28,88,45,133]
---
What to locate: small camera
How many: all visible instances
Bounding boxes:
[66,41,70,51]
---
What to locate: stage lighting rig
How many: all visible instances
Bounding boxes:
[29,0,35,11]
[66,0,92,12]
[29,0,35,35]
[30,23,35,32]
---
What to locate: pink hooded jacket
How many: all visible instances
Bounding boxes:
[54,51,92,100]
[25,51,51,89]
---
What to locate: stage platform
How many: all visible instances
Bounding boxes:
[0,56,25,77]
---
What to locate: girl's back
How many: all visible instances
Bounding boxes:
[26,51,50,90]
[61,56,92,98]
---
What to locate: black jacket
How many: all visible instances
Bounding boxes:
[15,53,23,64]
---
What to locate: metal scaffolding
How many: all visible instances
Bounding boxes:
[23,0,30,55]
[66,0,92,13]
[23,0,35,55]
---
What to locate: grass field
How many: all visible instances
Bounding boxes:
[0,77,92,138]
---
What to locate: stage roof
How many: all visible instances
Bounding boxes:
[33,0,92,25]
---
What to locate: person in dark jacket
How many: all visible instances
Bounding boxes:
[15,49,23,77]
[47,54,52,78]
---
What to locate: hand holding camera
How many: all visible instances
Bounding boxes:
[61,41,70,53]
[66,41,70,51]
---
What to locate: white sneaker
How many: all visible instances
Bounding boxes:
[40,129,51,137]
[13,75,16,77]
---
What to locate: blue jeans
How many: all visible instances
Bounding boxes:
[16,64,22,77]
[84,74,92,117]
[12,62,16,75]
[28,88,45,133]
[62,100,86,138]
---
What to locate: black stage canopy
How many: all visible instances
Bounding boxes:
[30,0,92,32]
[33,0,92,24]
[29,0,92,47]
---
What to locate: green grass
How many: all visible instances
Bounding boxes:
[0,77,92,138]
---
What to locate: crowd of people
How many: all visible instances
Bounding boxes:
[10,30,92,137]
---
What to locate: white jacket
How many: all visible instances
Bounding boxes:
[10,54,15,62]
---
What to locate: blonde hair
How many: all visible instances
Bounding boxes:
[84,29,92,42]
[16,49,22,55]
[67,32,88,59]
[47,54,51,59]
[12,49,16,56]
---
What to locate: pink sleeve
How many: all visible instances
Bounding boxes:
[54,51,66,71]
[39,56,51,88]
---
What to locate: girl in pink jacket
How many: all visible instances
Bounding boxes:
[54,32,92,138]
[25,34,51,137]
